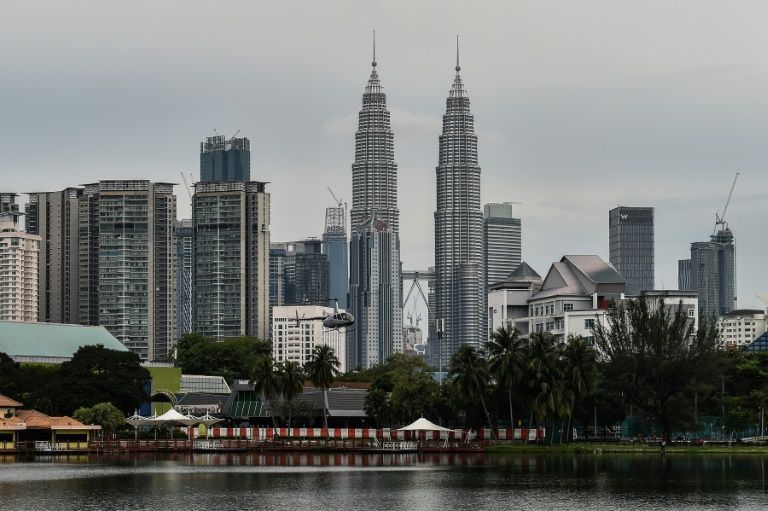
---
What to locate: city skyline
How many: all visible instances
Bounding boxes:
[1,1,767,312]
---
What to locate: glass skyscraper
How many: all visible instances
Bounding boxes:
[609,206,655,296]
[348,43,403,369]
[200,135,251,182]
[176,219,193,337]
[434,47,485,369]
[323,204,348,309]
[483,203,522,287]
[690,228,736,317]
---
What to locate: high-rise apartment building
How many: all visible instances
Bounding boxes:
[192,181,270,339]
[0,194,19,214]
[323,204,348,309]
[678,259,692,291]
[609,206,655,296]
[690,228,736,317]
[176,219,193,338]
[434,47,485,368]
[25,188,83,324]
[200,135,250,182]
[483,203,521,287]
[348,46,403,369]
[0,213,40,322]
[78,181,177,361]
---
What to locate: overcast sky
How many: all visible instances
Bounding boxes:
[2,0,767,317]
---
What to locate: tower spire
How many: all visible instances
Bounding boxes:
[372,30,377,68]
[455,35,460,72]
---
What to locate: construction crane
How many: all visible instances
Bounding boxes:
[715,172,740,233]
[180,171,194,201]
[327,187,343,208]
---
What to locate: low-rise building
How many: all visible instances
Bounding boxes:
[527,255,626,344]
[487,262,542,337]
[271,305,347,372]
[639,290,699,332]
[718,309,767,349]
[0,321,128,363]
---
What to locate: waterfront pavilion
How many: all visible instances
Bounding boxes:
[0,409,100,451]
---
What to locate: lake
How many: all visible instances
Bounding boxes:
[1,452,767,510]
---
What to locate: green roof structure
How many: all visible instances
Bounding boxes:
[0,321,127,363]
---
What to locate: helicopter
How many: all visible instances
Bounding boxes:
[293,299,354,332]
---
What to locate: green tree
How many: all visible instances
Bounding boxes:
[304,345,340,428]
[73,402,125,436]
[449,345,494,436]
[364,388,391,427]
[176,333,271,381]
[486,326,526,427]
[277,361,305,427]
[527,333,572,443]
[0,352,20,399]
[52,345,150,415]
[250,356,281,427]
[562,335,598,441]
[593,297,720,440]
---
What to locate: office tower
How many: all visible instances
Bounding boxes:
[0,194,19,214]
[192,181,270,339]
[323,203,348,309]
[272,305,347,373]
[0,213,40,322]
[348,41,403,369]
[608,206,655,296]
[282,239,329,306]
[78,181,177,361]
[200,135,251,182]
[433,44,485,369]
[690,228,736,317]
[678,259,692,290]
[483,203,522,287]
[350,217,402,367]
[25,189,83,324]
[176,219,193,338]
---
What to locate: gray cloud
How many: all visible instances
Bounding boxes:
[1,0,766,315]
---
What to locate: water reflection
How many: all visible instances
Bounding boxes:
[1,452,766,510]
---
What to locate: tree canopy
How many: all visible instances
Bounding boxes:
[176,333,271,381]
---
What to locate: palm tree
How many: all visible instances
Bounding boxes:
[486,326,526,428]
[527,332,572,443]
[250,355,280,427]
[562,335,597,442]
[304,345,340,429]
[278,361,305,428]
[449,345,495,437]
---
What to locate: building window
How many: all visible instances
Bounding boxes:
[688,309,695,318]
[584,318,595,329]
[563,303,574,311]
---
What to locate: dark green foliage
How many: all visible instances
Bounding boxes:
[176,333,271,382]
[0,346,149,416]
[52,345,150,415]
[73,402,125,433]
[593,297,721,439]
[305,345,341,428]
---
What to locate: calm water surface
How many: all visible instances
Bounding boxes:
[1,452,767,510]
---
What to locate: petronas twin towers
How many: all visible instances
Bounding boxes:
[349,36,485,370]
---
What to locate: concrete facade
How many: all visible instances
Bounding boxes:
[25,188,82,324]
[271,305,347,373]
[690,228,736,317]
[718,309,767,349]
[0,214,40,323]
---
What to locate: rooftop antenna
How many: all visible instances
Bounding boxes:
[372,30,376,67]
[455,35,461,72]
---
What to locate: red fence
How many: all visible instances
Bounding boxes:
[194,427,544,442]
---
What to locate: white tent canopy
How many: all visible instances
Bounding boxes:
[398,418,453,432]
[153,408,198,426]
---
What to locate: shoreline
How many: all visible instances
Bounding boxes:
[486,443,768,455]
